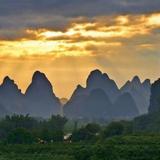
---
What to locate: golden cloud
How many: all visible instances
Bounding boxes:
[0,12,160,59]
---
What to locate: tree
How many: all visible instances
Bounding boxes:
[92,143,117,160]
[72,123,101,142]
[40,128,51,142]
[7,128,34,144]
[0,114,68,143]
[40,128,64,142]
[47,115,67,131]
[0,114,38,140]
[102,122,124,138]
[85,123,101,134]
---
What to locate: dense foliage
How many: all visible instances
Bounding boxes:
[0,135,160,160]
[0,105,160,159]
[0,114,67,144]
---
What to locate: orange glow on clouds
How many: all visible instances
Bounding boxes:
[0,13,160,97]
[147,13,160,26]
[0,13,160,59]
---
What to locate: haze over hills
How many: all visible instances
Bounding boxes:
[25,71,61,118]
[0,76,25,115]
[120,76,151,114]
[113,93,139,119]
[0,71,61,118]
[86,70,120,102]
[64,70,142,120]
[148,78,160,113]
[64,88,113,119]
[0,69,152,119]
[133,79,160,132]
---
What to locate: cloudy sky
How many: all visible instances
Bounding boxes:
[0,0,160,98]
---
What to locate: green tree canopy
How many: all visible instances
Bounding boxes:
[7,128,34,144]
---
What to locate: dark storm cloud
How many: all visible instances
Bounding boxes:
[0,0,160,39]
[0,0,160,17]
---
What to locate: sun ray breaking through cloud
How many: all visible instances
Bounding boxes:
[0,12,160,97]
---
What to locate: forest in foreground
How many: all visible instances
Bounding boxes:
[0,135,160,160]
[0,112,160,160]
[0,75,159,160]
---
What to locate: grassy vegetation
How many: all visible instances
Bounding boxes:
[0,135,160,160]
[0,112,160,159]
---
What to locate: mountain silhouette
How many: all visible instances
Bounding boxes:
[86,70,120,102]
[64,69,141,120]
[64,86,87,119]
[64,88,113,119]
[0,103,9,117]
[113,93,139,119]
[25,71,61,117]
[64,69,119,119]
[133,78,160,132]
[148,79,160,113]
[69,70,120,101]
[0,69,152,119]
[120,76,151,114]
[83,89,113,119]
[0,76,25,114]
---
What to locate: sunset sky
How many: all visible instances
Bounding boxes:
[0,0,160,98]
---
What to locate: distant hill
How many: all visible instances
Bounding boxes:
[0,69,152,120]
[0,76,25,114]
[60,98,68,106]
[148,78,160,113]
[25,71,61,118]
[64,69,141,120]
[0,71,61,118]
[86,70,120,102]
[133,78,160,132]
[121,76,151,114]
[0,103,9,117]
[65,88,113,119]
[113,93,139,119]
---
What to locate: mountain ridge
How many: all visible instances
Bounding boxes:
[64,70,149,120]
[0,69,152,119]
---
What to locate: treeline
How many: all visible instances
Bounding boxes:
[0,114,137,144]
[0,135,160,160]
[0,113,158,144]
[0,114,67,144]
[1,114,160,159]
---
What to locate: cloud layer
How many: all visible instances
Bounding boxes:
[1,0,160,37]
[0,1,160,97]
